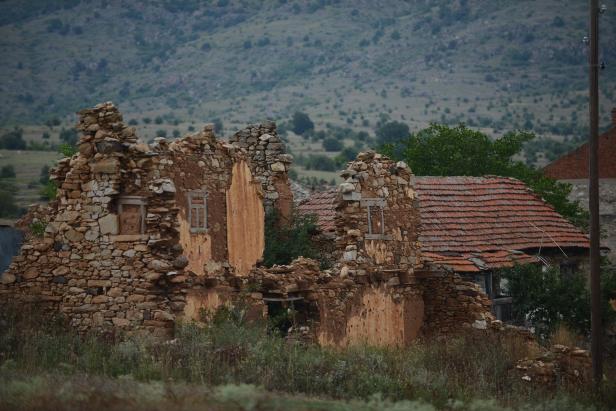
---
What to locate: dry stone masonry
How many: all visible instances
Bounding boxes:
[1,102,497,345]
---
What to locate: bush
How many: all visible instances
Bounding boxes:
[291,111,314,135]
[156,129,167,138]
[0,165,16,178]
[375,121,409,146]
[500,263,616,339]
[59,143,77,157]
[263,210,321,267]
[0,128,26,150]
[40,180,57,201]
[322,137,342,152]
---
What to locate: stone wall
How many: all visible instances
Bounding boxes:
[0,103,495,346]
[229,123,293,218]
[0,102,292,337]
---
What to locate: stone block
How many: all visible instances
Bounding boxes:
[99,214,119,235]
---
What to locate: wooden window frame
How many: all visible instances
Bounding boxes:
[360,198,391,240]
[188,190,208,233]
[118,196,146,234]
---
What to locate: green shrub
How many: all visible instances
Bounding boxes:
[322,137,342,152]
[40,180,57,201]
[500,263,616,338]
[59,143,77,157]
[0,165,16,178]
[291,111,314,135]
[0,128,26,150]
[263,210,320,267]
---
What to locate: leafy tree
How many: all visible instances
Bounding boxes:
[263,210,320,267]
[322,137,342,152]
[380,123,587,226]
[0,165,16,178]
[500,263,616,339]
[0,128,26,150]
[156,129,167,137]
[291,111,314,135]
[154,116,164,125]
[375,121,409,146]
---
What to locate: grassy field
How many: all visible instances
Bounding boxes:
[0,306,614,411]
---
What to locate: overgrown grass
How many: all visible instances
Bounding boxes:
[0,306,613,410]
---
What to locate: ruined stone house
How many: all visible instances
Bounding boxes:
[299,175,591,321]
[543,108,616,263]
[1,102,498,346]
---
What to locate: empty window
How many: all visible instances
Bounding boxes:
[188,191,208,233]
[118,197,145,234]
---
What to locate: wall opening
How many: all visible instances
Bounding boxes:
[118,196,145,234]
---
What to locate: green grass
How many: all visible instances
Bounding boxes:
[0,306,613,411]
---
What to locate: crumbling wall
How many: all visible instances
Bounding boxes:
[0,102,287,337]
[312,152,425,346]
[229,123,293,219]
[419,269,494,334]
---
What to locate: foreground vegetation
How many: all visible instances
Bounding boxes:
[1,307,614,411]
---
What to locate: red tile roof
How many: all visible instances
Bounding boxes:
[543,126,616,179]
[298,176,590,272]
[297,189,338,233]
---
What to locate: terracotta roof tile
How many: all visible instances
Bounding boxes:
[297,176,590,272]
[543,127,616,179]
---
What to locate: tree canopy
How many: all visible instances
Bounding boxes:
[380,123,587,227]
[291,111,314,135]
[375,121,409,146]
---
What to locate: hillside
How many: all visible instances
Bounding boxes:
[0,0,615,198]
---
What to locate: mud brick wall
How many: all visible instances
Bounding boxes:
[0,102,291,337]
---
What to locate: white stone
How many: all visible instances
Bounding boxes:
[340,183,355,193]
[99,214,118,235]
[270,162,286,172]
[85,230,99,241]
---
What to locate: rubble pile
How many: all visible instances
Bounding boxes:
[514,344,592,387]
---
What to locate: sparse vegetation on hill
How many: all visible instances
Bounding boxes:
[0,0,614,164]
